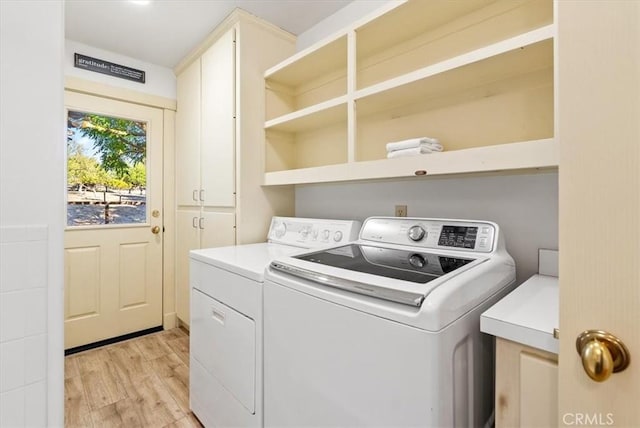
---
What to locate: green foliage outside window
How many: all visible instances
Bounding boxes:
[67,112,147,192]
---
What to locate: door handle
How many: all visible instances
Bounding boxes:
[199,189,205,202]
[192,190,198,202]
[192,217,198,228]
[151,226,161,234]
[576,330,630,382]
[198,217,204,229]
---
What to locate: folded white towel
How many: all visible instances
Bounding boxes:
[386,137,440,152]
[387,146,439,159]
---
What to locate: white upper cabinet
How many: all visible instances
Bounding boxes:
[263,0,557,185]
[201,29,236,208]
[174,11,296,325]
[176,30,236,209]
[176,59,202,206]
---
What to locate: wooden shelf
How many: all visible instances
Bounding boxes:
[263,0,555,186]
[263,138,558,186]
[354,30,554,161]
[356,0,492,60]
[355,26,554,112]
[265,34,347,116]
[265,34,347,86]
[355,0,553,89]
[265,96,348,133]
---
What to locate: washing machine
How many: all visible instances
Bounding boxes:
[188,216,361,428]
[263,217,516,427]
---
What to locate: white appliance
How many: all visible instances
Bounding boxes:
[189,216,361,428]
[263,217,516,427]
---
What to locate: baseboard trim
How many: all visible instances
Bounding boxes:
[64,326,163,356]
[163,312,177,330]
[177,317,190,332]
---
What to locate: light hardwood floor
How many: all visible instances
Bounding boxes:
[65,328,203,428]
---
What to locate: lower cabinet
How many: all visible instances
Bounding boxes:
[175,209,235,325]
[495,337,558,428]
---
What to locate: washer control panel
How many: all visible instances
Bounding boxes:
[268,217,362,248]
[360,217,496,253]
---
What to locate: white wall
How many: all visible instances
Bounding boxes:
[296,172,559,285]
[65,39,177,99]
[0,1,65,426]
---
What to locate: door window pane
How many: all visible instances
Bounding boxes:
[67,111,147,226]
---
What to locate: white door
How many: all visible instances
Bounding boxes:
[64,91,164,349]
[557,2,639,425]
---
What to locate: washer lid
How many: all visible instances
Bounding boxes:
[271,243,484,307]
[295,244,473,283]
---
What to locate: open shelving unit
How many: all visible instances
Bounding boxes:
[263,0,557,185]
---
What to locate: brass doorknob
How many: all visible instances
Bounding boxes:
[576,330,630,382]
[151,226,161,234]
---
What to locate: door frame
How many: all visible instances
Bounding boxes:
[65,76,178,331]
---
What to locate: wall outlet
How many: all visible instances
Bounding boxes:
[395,205,407,217]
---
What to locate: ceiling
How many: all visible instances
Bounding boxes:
[65,0,353,69]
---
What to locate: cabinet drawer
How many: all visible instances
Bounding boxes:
[191,288,256,413]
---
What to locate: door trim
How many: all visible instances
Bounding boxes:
[65,76,176,110]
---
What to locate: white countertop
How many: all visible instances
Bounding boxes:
[481,274,559,354]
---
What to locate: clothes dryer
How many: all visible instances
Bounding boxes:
[189,216,361,427]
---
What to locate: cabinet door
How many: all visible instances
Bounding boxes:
[176,208,201,325]
[495,338,558,428]
[201,29,236,208]
[176,58,202,207]
[520,353,558,427]
[200,211,236,249]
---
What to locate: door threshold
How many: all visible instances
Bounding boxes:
[64,326,163,356]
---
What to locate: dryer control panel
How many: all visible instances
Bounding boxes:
[360,217,496,253]
[268,217,361,248]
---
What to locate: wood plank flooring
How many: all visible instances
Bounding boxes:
[65,328,203,428]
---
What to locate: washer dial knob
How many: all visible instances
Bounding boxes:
[273,222,286,238]
[299,226,311,240]
[408,254,426,268]
[408,225,426,241]
[333,231,343,242]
